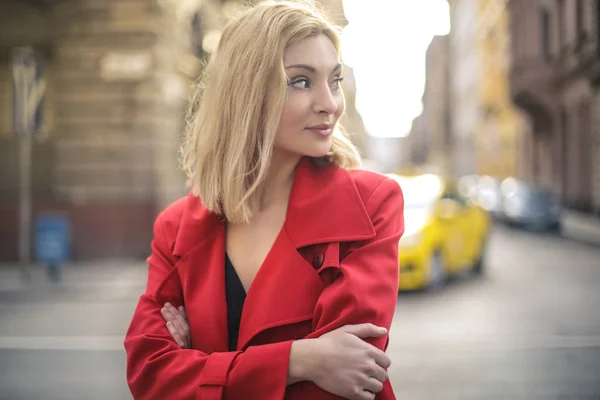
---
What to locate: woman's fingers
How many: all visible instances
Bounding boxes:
[172,307,190,335]
[366,361,388,384]
[166,321,186,348]
[170,307,190,348]
[161,303,191,348]
[178,305,188,320]
[352,389,376,400]
[368,346,392,369]
[362,376,384,394]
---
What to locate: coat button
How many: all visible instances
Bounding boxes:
[312,252,325,269]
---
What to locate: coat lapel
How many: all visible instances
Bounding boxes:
[285,158,375,247]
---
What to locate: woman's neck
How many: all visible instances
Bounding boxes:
[255,152,301,211]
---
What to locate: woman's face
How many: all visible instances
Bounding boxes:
[274,34,345,159]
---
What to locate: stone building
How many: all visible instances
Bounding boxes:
[405,114,428,167]
[476,0,526,179]
[1,0,203,261]
[509,0,600,212]
[0,0,360,261]
[442,0,527,181]
[420,34,452,176]
[448,0,481,178]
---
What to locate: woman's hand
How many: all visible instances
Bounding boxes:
[161,302,191,349]
[290,323,391,400]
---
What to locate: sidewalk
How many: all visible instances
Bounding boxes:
[0,260,147,293]
[562,210,600,246]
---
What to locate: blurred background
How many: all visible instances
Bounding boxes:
[1,0,600,399]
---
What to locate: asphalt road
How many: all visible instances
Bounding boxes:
[388,225,600,400]
[1,225,599,400]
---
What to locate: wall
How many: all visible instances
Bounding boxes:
[450,0,481,177]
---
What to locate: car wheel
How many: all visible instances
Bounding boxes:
[473,239,487,275]
[426,251,447,292]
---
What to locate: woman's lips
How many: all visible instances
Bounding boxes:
[306,124,333,137]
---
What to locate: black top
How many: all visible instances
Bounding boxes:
[225,253,247,351]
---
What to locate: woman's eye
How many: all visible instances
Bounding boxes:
[289,78,309,89]
[331,77,344,89]
[288,76,344,90]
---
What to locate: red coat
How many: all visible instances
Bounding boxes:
[124,158,405,400]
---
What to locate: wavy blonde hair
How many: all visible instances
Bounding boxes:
[181,0,361,223]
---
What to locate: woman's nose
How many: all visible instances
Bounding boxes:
[313,86,338,114]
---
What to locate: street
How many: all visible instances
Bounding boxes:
[1,225,599,400]
[389,225,600,399]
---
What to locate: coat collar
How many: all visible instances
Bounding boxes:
[172,157,375,258]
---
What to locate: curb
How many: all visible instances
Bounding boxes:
[562,211,600,246]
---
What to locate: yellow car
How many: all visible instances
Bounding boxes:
[389,173,491,291]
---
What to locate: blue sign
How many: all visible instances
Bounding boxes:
[11,47,45,136]
[35,213,71,264]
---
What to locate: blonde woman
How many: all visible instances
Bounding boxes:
[124,1,404,399]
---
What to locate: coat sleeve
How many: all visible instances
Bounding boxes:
[286,177,404,399]
[124,213,293,400]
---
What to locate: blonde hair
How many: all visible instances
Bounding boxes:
[181,0,361,223]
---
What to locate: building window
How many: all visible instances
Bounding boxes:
[541,8,552,60]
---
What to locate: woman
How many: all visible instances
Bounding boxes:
[124,1,404,399]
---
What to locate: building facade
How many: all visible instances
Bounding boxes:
[0,0,357,261]
[449,0,481,178]
[398,0,527,181]
[338,65,369,157]
[406,114,428,167]
[508,0,600,212]
[420,34,452,175]
[1,0,203,261]
[476,0,526,179]
[445,0,526,180]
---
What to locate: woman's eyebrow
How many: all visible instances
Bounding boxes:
[285,64,316,72]
[285,63,342,73]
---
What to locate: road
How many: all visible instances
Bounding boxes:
[389,225,600,400]
[1,225,599,400]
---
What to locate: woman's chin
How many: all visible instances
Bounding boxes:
[302,143,331,159]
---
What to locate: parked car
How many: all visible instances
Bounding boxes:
[474,176,504,219]
[389,173,491,291]
[499,178,562,233]
[457,174,480,204]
